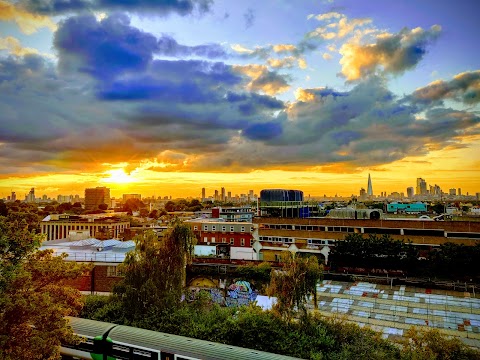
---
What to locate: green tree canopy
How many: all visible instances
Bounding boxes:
[0,217,87,359]
[268,253,323,320]
[115,220,196,323]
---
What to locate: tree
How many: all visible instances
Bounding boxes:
[57,202,73,213]
[0,201,7,216]
[98,203,108,210]
[123,198,146,214]
[115,220,196,323]
[268,253,323,320]
[0,217,87,359]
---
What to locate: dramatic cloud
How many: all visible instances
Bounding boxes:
[54,14,158,79]
[0,0,57,34]
[20,0,212,15]
[1,11,478,178]
[411,70,480,104]
[339,25,441,81]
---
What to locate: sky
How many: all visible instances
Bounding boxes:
[0,0,479,199]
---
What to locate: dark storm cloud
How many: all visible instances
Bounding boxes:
[97,59,242,102]
[243,122,282,140]
[54,14,158,79]
[20,0,213,15]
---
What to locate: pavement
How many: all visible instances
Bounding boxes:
[313,280,480,348]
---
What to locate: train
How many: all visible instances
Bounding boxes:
[61,317,301,360]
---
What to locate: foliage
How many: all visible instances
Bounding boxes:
[5,210,41,234]
[0,201,7,216]
[429,203,446,215]
[235,262,272,289]
[115,220,196,323]
[400,327,480,360]
[0,216,86,360]
[319,314,400,360]
[330,233,480,280]
[164,199,203,212]
[98,203,108,210]
[122,198,146,214]
[268,253,323,319]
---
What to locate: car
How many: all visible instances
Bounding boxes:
[418,215,433,221]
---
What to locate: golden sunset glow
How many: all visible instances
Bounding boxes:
[102,169,135,185]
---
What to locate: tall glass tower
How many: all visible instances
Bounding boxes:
[367,174,373,196]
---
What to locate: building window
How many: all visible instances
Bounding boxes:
[212,226,216,231]
[230,226,234,232]
[107,266,122,277]
[230,238,235,245]
[193,226,198,231]
[222,226,226,232]
[241,238,245,246]
[222,237,226,243]
[211,237,216,243]
[203,225,208,231]
[241,226,245,232]
[203,236,208,242]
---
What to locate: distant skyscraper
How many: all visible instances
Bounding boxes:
[214,190,219,201]
[11,191,16,201]
[221,187,225,201]
[407,187,414,198]
[416,178,427,195]
[85,187,110,210]
[26,188,35,203]
[458,188,462,196]
[367,174,373,196]
[201,188,206,201]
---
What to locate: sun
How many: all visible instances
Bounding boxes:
[103,169,134,184]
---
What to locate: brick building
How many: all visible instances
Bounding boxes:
[253,217,480,264]
[187,218,258,260]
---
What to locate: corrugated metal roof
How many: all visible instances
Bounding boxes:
[69,239,102,247]
[113,240,135,249]
[108,323,301,360]
[97,239,123,247]
[68,317,116,338]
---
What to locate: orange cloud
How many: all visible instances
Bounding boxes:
[272,44,297,53]
[233,64,290,95]
[339,25,441,81]
[0,36,40,56]
[0,0,57,34]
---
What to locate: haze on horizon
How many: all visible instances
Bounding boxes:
[0,0,479,199]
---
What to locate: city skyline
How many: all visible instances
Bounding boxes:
[1,174,477,201]
[0,1,479,198]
